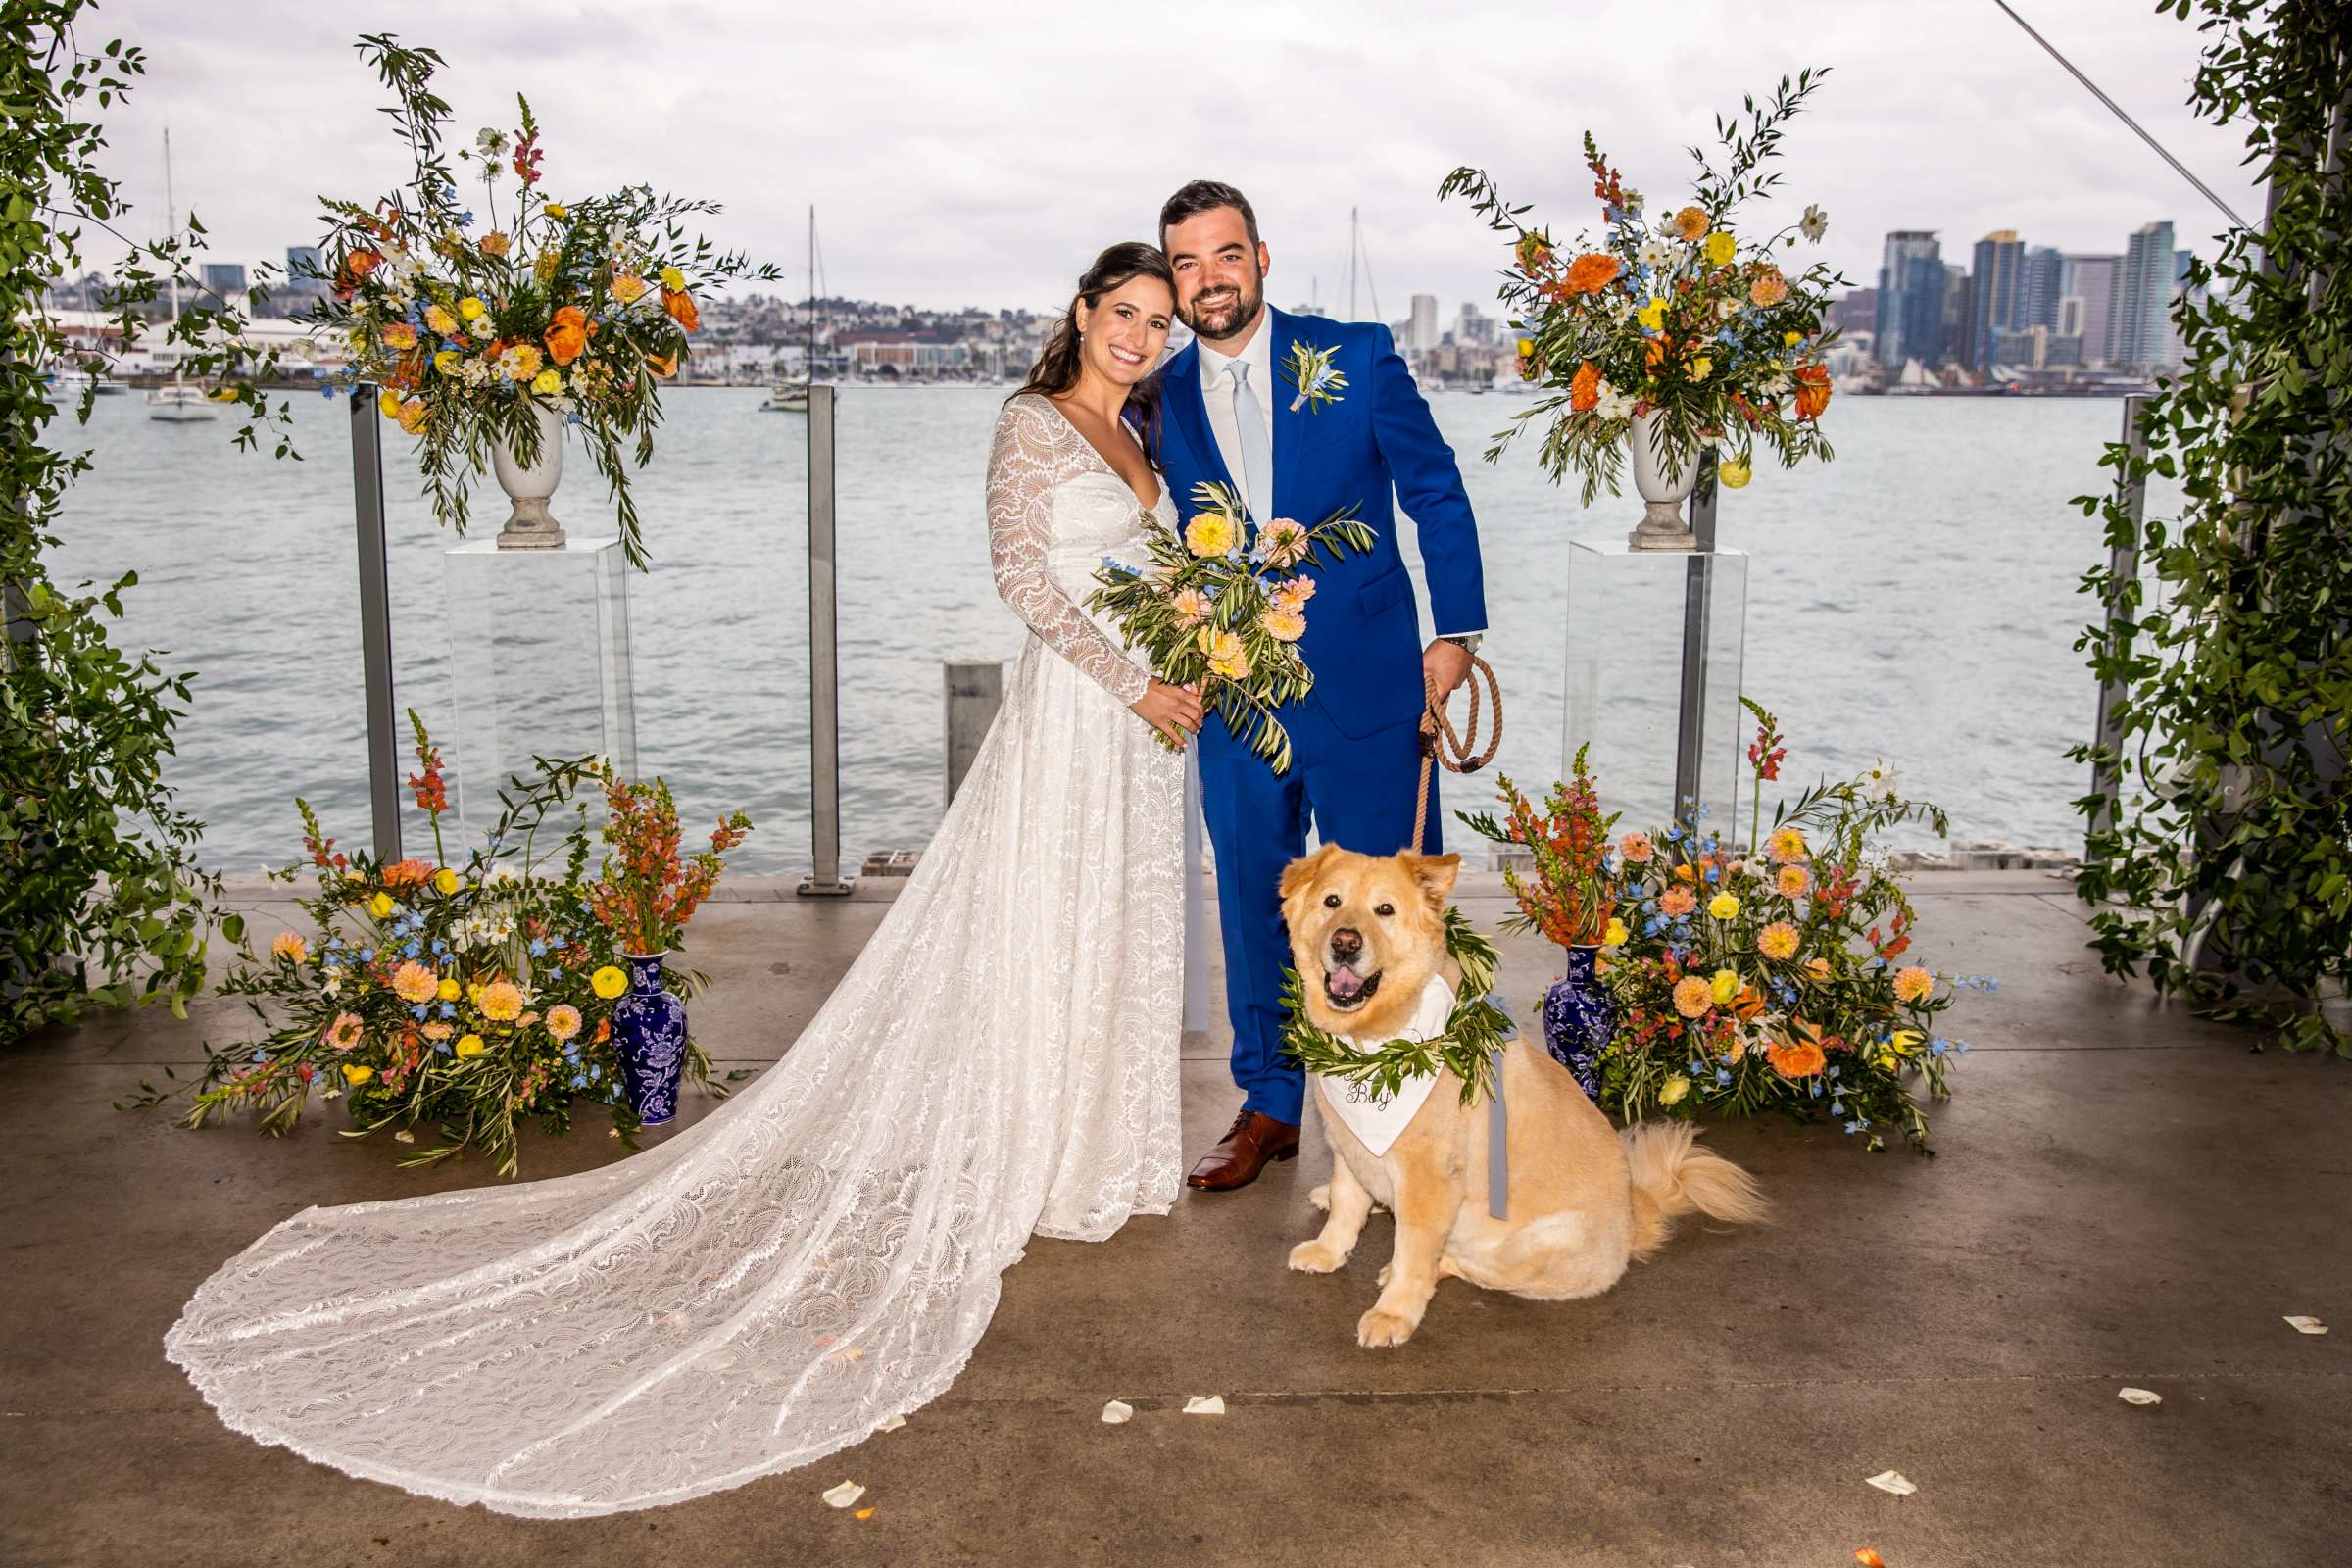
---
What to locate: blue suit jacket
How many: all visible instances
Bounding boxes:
[1150,307,1487,745]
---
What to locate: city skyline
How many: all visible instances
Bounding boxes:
[80,0,2264,322]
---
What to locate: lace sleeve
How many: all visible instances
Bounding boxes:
[986,398,1152,706]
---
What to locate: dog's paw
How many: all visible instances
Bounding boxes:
[1308,1183,1330,1212]
[1289,1239,1348,1274]
[1356,1305,1418,1348]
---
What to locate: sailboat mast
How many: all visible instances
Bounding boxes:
[1348,207,1358,321]
[806,205,815,375]
[164,128,181,324]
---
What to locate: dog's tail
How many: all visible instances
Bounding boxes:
[1620,1122,1767,1260]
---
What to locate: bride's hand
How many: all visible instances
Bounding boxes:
[1131,679,1204,749]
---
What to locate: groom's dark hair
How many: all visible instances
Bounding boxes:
[1158,180,1260,250]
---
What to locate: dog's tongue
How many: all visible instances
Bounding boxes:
[1327,965,1367,1000]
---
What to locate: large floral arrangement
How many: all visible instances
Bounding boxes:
[1460,746,1621,948]
[315,36,778,568]
[156,714,736,1175]
[1089,480,1372,772]
[1439,70,1846,504]
[1472,701,1987,1151]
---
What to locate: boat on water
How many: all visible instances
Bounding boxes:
[763,207,821,415]
[147,129,217,423]
[761,380,809,413]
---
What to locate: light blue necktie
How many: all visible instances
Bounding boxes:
[1229,361,1273,520]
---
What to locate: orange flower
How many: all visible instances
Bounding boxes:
[662,287,701,331]
[1777,863,1812,899]
[646,349,679,379]
[380,321,417,351]
[335,248,381,296]
[1618,831,1655,864]
[1748,268,1789,308]
[478,230,512,258]
[1565,252,1621,295]
[1793,365,1833,420]
[1660,886,1698,918]
[544,305,588,367]
[479,979,524,1022]
[612,273,651,305]
[1767,1028,1827,1079]
[1645,334,1671,368]
[1569,361,1601,413]
[381,858,433,888]
[1892,965,1935,1004]
[1672,975,1716,1018]
[1672,205,1710,240]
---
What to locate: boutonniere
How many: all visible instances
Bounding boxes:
[1281,340,1348,414]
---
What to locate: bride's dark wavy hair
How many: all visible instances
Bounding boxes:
[1012,241,1174,451]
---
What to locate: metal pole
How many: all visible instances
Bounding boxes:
[349,386,401,862]
[798,384,853,897]
[2087,394,2150,860]
[1672,455,1721,838]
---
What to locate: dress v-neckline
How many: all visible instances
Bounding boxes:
[1039,394,1165,513]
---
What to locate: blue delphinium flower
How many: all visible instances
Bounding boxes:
[410,1003,429,1020]
[439,1002,456,1018]
[529,938,548,957]
[252,1050,270,1063]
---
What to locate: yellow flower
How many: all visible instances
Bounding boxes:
[433,866,461,896]
[1757,920,1800,961]
[1184,511,1236,558]
[367,892,396,919]
[376,389,404,418]
[433,348,462,376]
[455,1033,486,1058]
[659,265,687,292]
[396,398,428,435]
[543,202,568,219]
[1784,330,1804,348]
[1767,826,1809,864]
[1718,456,1751,488]
[1659,1074,1691,1106]
[437,977,461,1002]
[1890,1029,1923,1054]
[1602,916,1629,949]
[458,296,486,321]
[1672,975,1715,1017]
[592,964,629,1000]
[1689,356,1712,381]
[612,273,651,305]
[1892,965,1936,1004]
[1876,1054,1897,1072]
[531,368,564,396]
[498,342,544,381]
[424,304,458,336]
[1708,892,1740,919]
[1201,629,1251,681]
[479,980,523,1022]
[341,1063,374,1086]
[1705,230,1737,267]
[1710,968,1740,1004]
[1636,298,1667,332]
[392,960,439,1004]
[1806,956,1833,980]
[270,931,309,964]
[546,1004,583,1043]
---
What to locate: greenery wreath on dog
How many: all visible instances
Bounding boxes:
[1279,908,1514,1105]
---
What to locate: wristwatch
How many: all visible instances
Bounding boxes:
[1441,633,1484,656]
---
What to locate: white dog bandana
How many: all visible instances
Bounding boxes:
[1313,973,1456,1157]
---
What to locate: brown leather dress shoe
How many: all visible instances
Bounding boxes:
[1186,1108,1302,1191]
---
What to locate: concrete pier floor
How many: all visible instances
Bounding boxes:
[2,869,2344,1566]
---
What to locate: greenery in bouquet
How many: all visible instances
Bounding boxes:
[1088,480,1374,773]
[1460,746,1622,949]
[148,713,733,1176]
[1440,70,1847,504]
[585,767,752,958]
[315,36,779,569]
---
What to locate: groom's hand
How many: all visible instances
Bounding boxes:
[1422,638,1472,703]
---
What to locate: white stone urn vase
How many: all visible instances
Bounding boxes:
[492,402,567,550]
[1626,408,1699,552]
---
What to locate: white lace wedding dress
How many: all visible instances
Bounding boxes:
[165,392,1185,1518]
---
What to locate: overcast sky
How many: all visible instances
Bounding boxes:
[82,0,2265,321]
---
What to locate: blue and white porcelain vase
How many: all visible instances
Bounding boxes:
[610,950,688,1125]
[1542,945,1614,1099]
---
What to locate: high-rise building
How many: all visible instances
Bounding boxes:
[1455,301,1495,346]
[285,245,325,288]
[1969,230,2025,370]
[1873,231,1945,369]
[1943,264,1973,372]
[1826,286,1877,339]
[1408,294,1439,353]
[2022,246,2066,329]
[200,262,248,303]
[2060,254,2120,367]
[2113,220,2177,371]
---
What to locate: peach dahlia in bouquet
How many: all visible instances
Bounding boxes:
[1440,69,1846,505]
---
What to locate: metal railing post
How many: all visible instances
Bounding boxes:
[350,386,401,862]
[1673,455,1721,839]
[799,385,853,897]
[2087,394,2150,860]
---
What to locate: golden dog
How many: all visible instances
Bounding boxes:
[1281,845,1766,1348]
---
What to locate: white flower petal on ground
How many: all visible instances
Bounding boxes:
[1864,1470,1917,1496]
[2118,1388,2163,1406]
[875,1413,906,1433]
[1100,1399,1134,1425]
[822,1481,866,1509]
[2285,1314,2329,1335]
[1182,1395,1226,1416]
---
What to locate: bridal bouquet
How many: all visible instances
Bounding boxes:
[1439,70,1846,504]
[1089,481,1373,773]
[142,713,729,1175]
[312,36,778,568]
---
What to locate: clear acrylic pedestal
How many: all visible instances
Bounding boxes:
[443,536,638,846]
[1562,541,1747,845]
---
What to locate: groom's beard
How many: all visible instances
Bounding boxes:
[1181,273,1263,343]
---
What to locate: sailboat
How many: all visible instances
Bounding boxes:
[762,207,818,413]
[145,128,216,422]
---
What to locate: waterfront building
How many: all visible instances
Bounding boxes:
[2113,220,2178,372]
[2060,253,2120,367]
[1873,231,1945,369]
[1970,229,2025,370]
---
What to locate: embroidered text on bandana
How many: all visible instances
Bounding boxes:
[1312,973,1455,1157]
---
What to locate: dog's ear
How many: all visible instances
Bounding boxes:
[1278,845,1342,904]
[1399,852,1461,909]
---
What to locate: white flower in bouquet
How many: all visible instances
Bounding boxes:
[1636,235,1675,270]
[1861,758,1899,801]
[1594,382,1636,421]
[1801,203,1830,242]
[476,127,510,157]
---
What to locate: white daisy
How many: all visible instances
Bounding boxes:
[1801,204,1829,243]
[1594,382,1636,421]
[1637,236,1675,271]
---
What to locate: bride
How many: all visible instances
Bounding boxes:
[166,242,1204,1518]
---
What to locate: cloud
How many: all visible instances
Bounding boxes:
[84,0,2264,318]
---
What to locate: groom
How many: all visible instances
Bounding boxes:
[1152,180,1489,1191]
